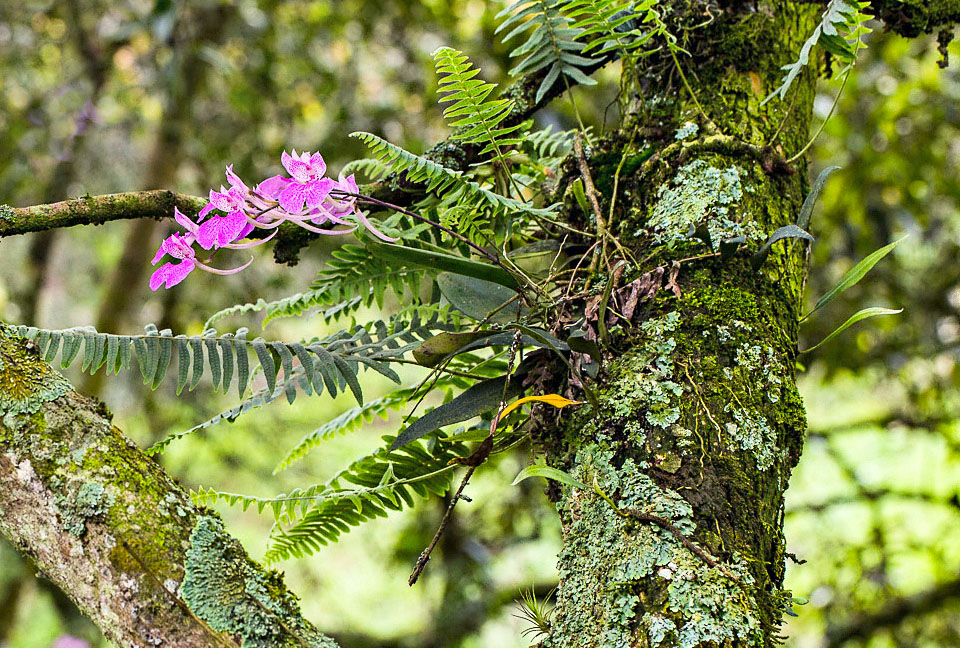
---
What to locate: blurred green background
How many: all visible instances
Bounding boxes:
[0,1,958,646]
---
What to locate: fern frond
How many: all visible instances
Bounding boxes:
[261,432,469,561]
[350,131,558,218]
[340,157,392,181]
[527,125,577,162]
[433,47,524,159]
[561,0,657,57]
[15,316,443,411]
[764,0,872,104]
[203,299,272,332]
[496,0,600,103]
[147,366,314,455]
[260,245,426,326]
[274,394,408,473]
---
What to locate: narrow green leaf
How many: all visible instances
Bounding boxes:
[801,307,902,353]
[808,236,907,317]
[366,242,519,290]
[751,224,814,269]
[511,464,588,489]
[797,166,841,230]
[390,373,524,450]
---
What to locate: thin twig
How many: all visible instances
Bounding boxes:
[574,135,610,272]
[408,465,477,586]
[785,65,852,164]
[592,479,741,583]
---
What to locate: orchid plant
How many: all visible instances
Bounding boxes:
[150,150,396,290]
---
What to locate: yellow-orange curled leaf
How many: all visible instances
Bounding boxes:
[498,394,583,423]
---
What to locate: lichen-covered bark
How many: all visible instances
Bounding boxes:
[0,327,338,648]
[543,3,818,646]
[0,191,205,239]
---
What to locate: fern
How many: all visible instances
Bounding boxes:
[433,47,524,160]
[527,124,577,161]
[15,316,444,411]
[274,367,470,473]
[561,0,657,58]
[193,431,469,561]
[339,157,392,181]
[351,131,557,218]
[764,0,872,104]
[275,394,408,473]
[148,366,314,455]
[496,0,600,103]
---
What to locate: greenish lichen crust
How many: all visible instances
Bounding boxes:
[182,515,337,648]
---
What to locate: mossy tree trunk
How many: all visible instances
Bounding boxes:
[543,3,819,646]
[0,329,338,648]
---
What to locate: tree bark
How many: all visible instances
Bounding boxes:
[0,327,339,648]
[542,3,818,646]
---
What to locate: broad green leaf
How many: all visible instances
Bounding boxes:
[511,465,588,490]
[437,273,525,324]
[390,373,525,450]
[801,307,902,353]
[807,235,907,317]
[366,242,519,290]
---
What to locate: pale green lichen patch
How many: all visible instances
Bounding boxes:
[182,516,337,648]
[598,312,685,440]
[0,329,70,417]
[638,160,762,248]
[57,481,113,537]
[548,447,761,647]
[0,204,14,222]
[674,122,698,140]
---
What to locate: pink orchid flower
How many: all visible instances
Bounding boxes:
[196,186,250,249]
[149,232,253,291]
[258,150,334,214]
[150,233,197,290]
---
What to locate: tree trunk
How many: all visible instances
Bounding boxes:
[0,327,339,648]
[543,4,817,646]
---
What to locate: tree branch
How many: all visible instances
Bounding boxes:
[0,326,339,648]
[0,191,206,238]
[825,574,960,647]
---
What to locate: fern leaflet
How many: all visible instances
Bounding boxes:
[496,0,600,103]
[433,47,524,160]
[764,0,872,104]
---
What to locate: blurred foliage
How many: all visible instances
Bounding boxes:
[0,1,958,647]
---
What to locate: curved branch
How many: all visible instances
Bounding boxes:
[0,326,339,648]
[0,191,206,238]
[825,574,960,647]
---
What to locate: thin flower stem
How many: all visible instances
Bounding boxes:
[670,48,713,128]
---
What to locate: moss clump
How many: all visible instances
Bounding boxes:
[0,329,71,418]
[182,516,337,648]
